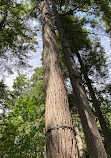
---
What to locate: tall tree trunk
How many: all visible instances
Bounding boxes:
[52,2,107,158]
[76,51,111,155]
[41,0,79,157]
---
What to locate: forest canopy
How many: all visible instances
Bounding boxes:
[0,0,111,157]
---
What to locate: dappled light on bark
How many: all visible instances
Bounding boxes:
[41,0,79,157]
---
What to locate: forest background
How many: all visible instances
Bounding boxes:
[0,0,111,157]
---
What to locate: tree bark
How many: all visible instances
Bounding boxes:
[76,51,111,155]
[41,0,78,157]
[71,115,84,157]
[52,2,107,158]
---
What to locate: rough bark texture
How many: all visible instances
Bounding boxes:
[76,51,111,155]
[52,2,107,158]
[41,0,78,157]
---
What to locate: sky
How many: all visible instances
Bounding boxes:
[76,10,111,79]
[3,20,43,90]
[3,26,111,90]
[0,4,111,90]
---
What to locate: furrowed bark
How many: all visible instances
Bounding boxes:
[41,0,78,157]
[52,1,107,158]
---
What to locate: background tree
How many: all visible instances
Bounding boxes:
[60,13,111,155]
[0,67,45,158]
[52,2,107,157]
[0,0,38,75]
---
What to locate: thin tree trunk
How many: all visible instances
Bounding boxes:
[41,0,78,157]
[74,126,83,158]
[71,115,84,157]
[76,51,111,155]
[52,2,107,158]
